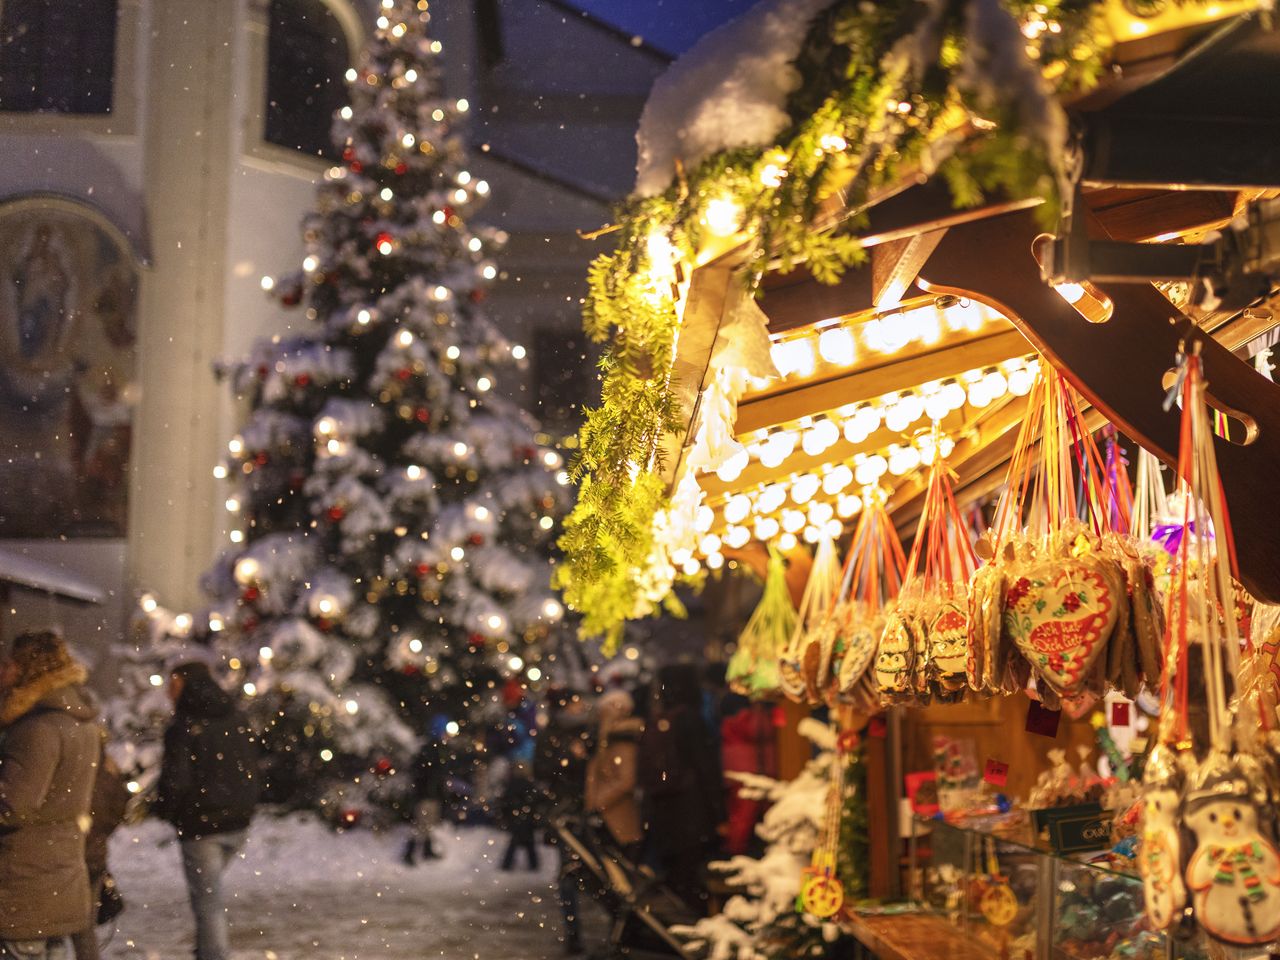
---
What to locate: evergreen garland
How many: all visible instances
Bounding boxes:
[558,0,1207,646]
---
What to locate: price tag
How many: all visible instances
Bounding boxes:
[1025,700,1061,737]
[1111,702,1131,727]
[983,758,1009,787]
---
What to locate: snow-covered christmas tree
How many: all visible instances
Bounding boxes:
[123,0,568,818]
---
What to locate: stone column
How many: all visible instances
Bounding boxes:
[126,0,238,607]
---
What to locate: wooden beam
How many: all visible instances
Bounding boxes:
[915,206,1280,604]
[736,327,1029,435]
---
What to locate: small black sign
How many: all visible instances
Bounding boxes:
[1031,802,1111,854]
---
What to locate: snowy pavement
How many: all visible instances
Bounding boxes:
[101,814,586,960]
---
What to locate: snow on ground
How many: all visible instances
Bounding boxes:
[102,814,589,960]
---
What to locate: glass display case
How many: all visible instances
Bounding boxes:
[907,814,1208,960]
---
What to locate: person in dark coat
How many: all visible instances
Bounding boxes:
[534,688,592,955]
[72,733,130,960]
[498,761,541,871]
[401,739,446,865]
[155,661,259,960]
[638,664,726,912]
[0,632,100,958]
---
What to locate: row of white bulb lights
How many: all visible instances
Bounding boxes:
[714,356,1038,483]
[769,299,999,380]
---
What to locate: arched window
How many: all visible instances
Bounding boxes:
[0,0,118,113]
[265,0,351,160]
[0,197,139,538]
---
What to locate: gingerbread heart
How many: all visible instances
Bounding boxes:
[1003,559,1118,695]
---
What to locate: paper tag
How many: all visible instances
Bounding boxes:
[1025,701,1061,738]
[983,758,1009,787]
[868,716,887,739]
[1111,702,1131,727]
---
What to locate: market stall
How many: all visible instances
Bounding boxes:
[559,0,1280,957]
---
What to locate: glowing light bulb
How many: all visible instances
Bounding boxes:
[704,196,741,237]
[487,614,505,631]
[396,329,414,347]
[450,546,465,561]
[380,187,394,201]
[823,464,853,496]
[356,309,371,325]
[781,509,806,534]
[706,552,725,570]
[213,464,228,479]
[456,98,470,112]
[260,275,275,291]
[681,556,701,577]
[406,465,424,480]
[225,498,240,513]
[818,327,855,366]
[173,613,193,633]
[481,265,497,280]
[140,593,158,613]
[404,68,418,82]
[228,436,244,456]
[897,393,924,425]
[808,501,834,526]
[941,380,967,410]
[542,450,562,468]
[884,400,912,434]
[791,474,820,505]
[1008,366,1034,397]
[777,532,798,552]
[344,699,359,715]
[770,339,816,379]
[149,674,163,687]
[837,493,863,518]
[982,369,1008,401]
[445,345,460,360]
[754,516,780,541]
[344,68,357,83]
[511,344,526,360]
[234,557,260,585]
[802,525,821,544]
[758,484,787,514]
[453,442,468,457]
[724,525,750,549]
[475,180,489,196]
[316,416,337,436]
[1055,282,1086,304]
[340,105,353,120]
[476,377,492,392]
[408,637,423,653]
[698,533,722,556]
[724,495,751,525]
[924,391,950,422]
[542,598,564,620]
[433,285,450,300]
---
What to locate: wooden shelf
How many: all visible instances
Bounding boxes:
[843,911,998,960]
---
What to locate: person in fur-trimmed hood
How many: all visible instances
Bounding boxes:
[584,689,644,856]
[0,631,100,956]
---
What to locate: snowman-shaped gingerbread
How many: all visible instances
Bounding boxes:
[1184,774,1280,945]
[1139,743,1188,930]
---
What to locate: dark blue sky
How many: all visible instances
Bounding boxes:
[568,0,758,54]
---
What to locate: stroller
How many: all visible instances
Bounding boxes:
[552,810,698,959]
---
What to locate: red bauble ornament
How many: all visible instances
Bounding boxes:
[518,446,536,461]
[327,505,346,522]
[375,232,395,254]
[468,533,484,546]
[342,147,354,162]
[254,452,269,466]
[469,289,486,304]
[401,663,419,676]
[340,808,361,827]
[442,205,455,220]
[395,367,412,381]
[256,365,269,379]
[374,757,393,775]
[243,615,260,632]
[282,289,302,307]
[414,407,430,423]
[415,562,430,576]
[295,373,311,387]
[350,160,363,173]
[468,632,485,648]
[242,587,260,603]
[316,617,332,632]
[394,162,407,175]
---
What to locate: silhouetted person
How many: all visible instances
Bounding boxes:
[155,661,259,960]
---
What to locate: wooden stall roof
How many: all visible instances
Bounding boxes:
[662,8,1280,599]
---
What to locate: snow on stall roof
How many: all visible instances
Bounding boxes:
[0,546,106,603]
[634,0,837,198]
